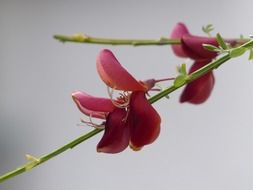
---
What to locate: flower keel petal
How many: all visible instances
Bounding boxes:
[180,60,215,104]
[128,92,161,150]
[97,108,130,153]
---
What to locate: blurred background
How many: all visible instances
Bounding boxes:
[1,0,253,189]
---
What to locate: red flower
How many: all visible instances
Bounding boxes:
[171,22,235,61]
[72,49,161,153]
[170,22,234,104]
[179,60,215,104]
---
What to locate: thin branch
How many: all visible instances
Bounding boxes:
[1,39,253,184]
[53,34,181,46]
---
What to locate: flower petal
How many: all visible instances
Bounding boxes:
[128,92,161,150]
[180,60,215,104]
[170,22,189,58]
[72,91,115,118]
[97,108,130,153]
[182,34,218,60]
[96,49,147,91]
[171,23,237,61]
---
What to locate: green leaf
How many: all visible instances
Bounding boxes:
[177,63,187,76]
[203,44,220,52]
[216,33,228,50]
[202,24,214,34]
[180,64,187,75]
[249,48,253,60]
[229,47,247,58]
[174,75,186,87]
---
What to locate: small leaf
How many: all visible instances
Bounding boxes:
[216,33,228,50]
[174,75,186,87]
[177,64,187,76]
[249,48,253,60]
[180,64,187,75]
[203,44,221,52]
[202,24,214,35]
[229,47,247,58]
[165,95,170,99]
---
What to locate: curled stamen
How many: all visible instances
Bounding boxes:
[79,116,105,129]
[107,86,131,108]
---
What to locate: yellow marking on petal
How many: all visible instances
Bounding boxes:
[129,143,142,151]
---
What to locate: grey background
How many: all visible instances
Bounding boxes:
[1,0,253,189]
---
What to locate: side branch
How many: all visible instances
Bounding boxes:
[53,34,181,46]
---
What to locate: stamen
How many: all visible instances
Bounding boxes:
[107,86,131,108]
[79,115,105,129]
[122,107,130,122]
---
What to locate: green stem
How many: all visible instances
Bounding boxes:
[53,34,249,46]
[149,39,253,103]
[53,34,181,46]
[0,128,103,183]
[148,54,231,104]
[1,39,253,184]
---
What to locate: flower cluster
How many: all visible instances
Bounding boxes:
[171,23,236,104]
[72,49,161,153]
[72,23,237,153]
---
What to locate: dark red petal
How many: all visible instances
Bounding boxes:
[171,22,189,58]
[182,34,218,60]
[96,49,147,91]
[180,60,215,104]
[97,108,130,153]
[128,92,161,150]
[72,91,115,118]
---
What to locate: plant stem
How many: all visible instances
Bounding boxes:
[53,34,181,46]
[1,39,253,184]
[53,34,249,46]
[0,128,103,183]
[148,54,230,103]
[149,38,253,103]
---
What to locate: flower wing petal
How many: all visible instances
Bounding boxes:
[97,108,130,153]
[180,61,215,104]
[72,91,115,118]
[128,92,161,150]
[182,34,218,60]
[96,49,147,91]
[171,22,189,57]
